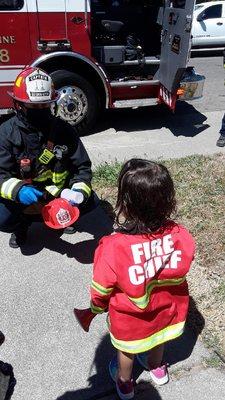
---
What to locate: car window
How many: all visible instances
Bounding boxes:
[0,0,24,10]
[194,5,204,11]
[202,4,222,19]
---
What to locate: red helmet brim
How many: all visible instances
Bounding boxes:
[8,91,59,104]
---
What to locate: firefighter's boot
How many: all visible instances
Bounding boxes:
[63,225,76,234]
[9,223,29,249]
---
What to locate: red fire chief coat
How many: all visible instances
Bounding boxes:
[91,222,195,354]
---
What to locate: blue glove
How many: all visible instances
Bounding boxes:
[17,186,43,205]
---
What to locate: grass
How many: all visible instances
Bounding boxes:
[93,154,225,355]
[203,354,224,369]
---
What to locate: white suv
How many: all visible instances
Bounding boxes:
[192,1,225,48]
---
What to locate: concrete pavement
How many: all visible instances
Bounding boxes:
[82,107,225,166]
[101,369,225,400]
[1,54,225,399]
[0,204,224,400]
[80,52,225,166]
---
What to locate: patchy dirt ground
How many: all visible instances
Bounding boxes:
[93,154,225,355]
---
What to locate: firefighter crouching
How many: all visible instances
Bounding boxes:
[0,67,93,249]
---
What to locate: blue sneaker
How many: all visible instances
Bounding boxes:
[109,356,134,400]
[137,353,169,386]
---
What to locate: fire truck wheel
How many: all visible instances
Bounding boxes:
[50,70,100,135]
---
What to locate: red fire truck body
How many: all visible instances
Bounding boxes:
[0,1,204,133]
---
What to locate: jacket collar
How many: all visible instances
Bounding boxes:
[15,112,38,131]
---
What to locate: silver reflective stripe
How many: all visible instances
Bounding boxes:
[72,182,91,196]
[45,185,61,197]
[0,178,22,200]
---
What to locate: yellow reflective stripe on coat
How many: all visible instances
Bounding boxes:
[52,171,69,184]
[33,170,52,182]
[33,170,69,184]
[72,182,91,197]
[91,280,114,296]
[45,185,62,197]
[0,178,22,200]
[110,321,185,354]
[90,302,106,314]
[128,277,186,310]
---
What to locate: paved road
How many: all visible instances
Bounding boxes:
[1,55,225,400]
[189,53,225,113]
[82,54,225,165]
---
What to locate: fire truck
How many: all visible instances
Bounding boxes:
[0,0,204,134]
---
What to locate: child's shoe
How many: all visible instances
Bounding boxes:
[109,356,134,400]
[137,353,169,386]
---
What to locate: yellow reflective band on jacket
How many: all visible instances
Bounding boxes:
[110,321,185,354]
[90,302,106,314]
[72,182,91,197]
[33,170,69,184]
[45,185,62,197]
[0,178,22,200]
[33,170,52,182]
[91,280,114,296]
[52,171,69,184]
[128,277,186,310]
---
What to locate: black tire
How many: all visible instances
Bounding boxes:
[50,70,100,136]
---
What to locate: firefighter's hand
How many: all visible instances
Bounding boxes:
[60,188,84,206]
[17,186,43,205]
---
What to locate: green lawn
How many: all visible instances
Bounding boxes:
[93,154,225,355]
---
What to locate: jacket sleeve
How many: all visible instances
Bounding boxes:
[62,122,92,201]
[69,137,92,200]
[91,238,117,314]
[0,127,25,201]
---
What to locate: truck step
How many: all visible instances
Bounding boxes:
[111,79,159,87]
[113,98,158,109]
[123,56,160,66]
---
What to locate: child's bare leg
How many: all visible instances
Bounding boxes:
[147,344,164,370]
[117,350,134,381]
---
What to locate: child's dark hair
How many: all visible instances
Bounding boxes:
[116,159,176,233]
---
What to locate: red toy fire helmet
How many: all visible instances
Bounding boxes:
[8,67,58,104]
[42,198,80,230]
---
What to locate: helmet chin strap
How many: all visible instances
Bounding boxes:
[13,99,56,116]
[13,100,21,112]
[13,100,27,121]
[13,100,26,114]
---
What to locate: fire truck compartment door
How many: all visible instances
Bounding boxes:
[157,0,195,109]
[0,1,31,90]
[36,0,67,40]
[66,1,91,56]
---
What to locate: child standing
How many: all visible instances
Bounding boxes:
[77,159,195,400]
